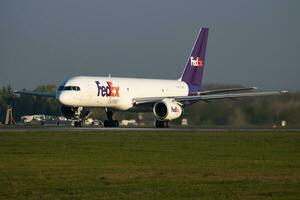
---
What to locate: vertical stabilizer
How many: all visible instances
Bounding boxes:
[180,28,209,94]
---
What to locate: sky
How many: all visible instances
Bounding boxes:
[0,0,299,91]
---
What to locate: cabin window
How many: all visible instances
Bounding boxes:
[58,86,80,91]
[64,86,72,91]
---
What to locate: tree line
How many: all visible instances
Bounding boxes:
[0,84,299,127]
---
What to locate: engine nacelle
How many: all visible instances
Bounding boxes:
[61,106,89,119]
[153,99,183,121]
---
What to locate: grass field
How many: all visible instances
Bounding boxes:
[0,131,299,200]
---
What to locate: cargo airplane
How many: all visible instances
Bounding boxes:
[15,28,287,128]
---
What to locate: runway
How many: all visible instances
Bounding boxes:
[0,125,299,132]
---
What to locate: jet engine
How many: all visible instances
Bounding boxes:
[153,99,183,121]
[61,106,90,119]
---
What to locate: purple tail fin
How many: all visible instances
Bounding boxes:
[180,28,209,94]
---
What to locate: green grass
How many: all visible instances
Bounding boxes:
[0,131,299,200]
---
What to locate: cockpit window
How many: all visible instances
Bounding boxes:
[58,86,80,91]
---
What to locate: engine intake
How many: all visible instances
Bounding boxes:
[153,99,183,121]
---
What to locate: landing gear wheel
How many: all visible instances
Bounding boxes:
[114,120,119,127]
[104,120,109,127]
[155,120,169,128]
[104,120,119,127]
[74,120,83,127]
[165,121,170,128]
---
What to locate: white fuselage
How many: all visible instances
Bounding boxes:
[56,76,189,110]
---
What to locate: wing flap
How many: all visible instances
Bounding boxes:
[195,87,257,95]
[177,91,287,102]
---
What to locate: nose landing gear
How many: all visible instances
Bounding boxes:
[73,107,84,127]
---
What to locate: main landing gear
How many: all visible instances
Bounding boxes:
[104,109,119,127]
[155,120,170,128]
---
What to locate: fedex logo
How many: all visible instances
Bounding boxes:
[95,81,120,97]
[190,57,203,67]
[171,106,179,113]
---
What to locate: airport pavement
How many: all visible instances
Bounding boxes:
[0,125,300,132]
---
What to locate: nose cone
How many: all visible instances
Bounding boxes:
[57,92,70,106]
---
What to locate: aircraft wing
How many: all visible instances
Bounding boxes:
[196,87,257,95]
[13,90,56,98]
[133,90,288,105]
